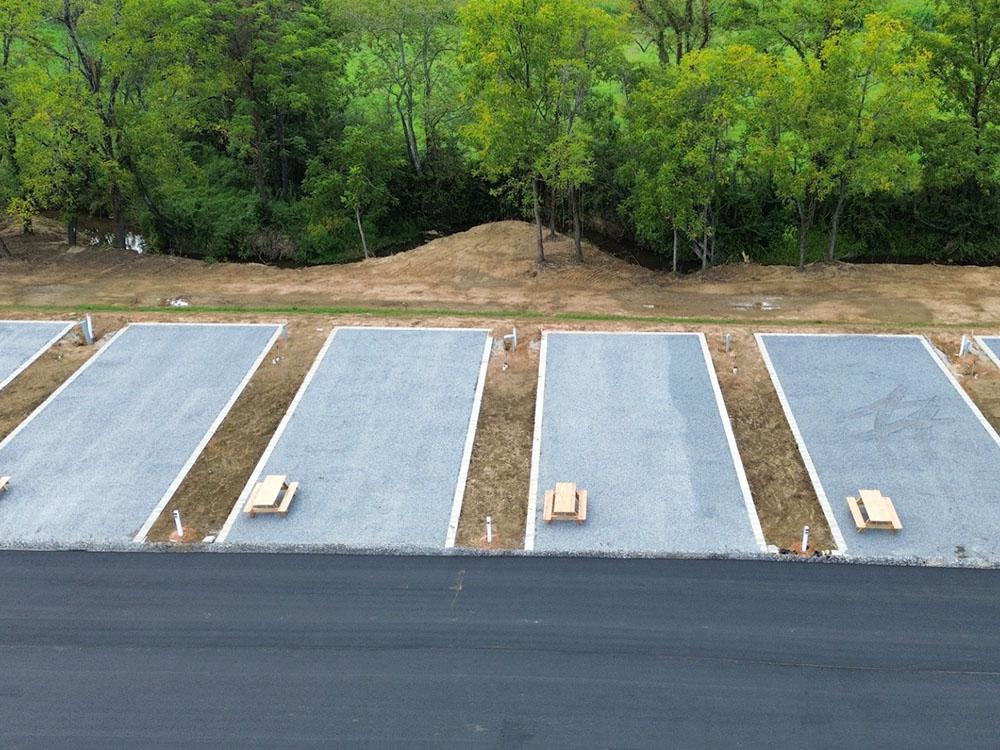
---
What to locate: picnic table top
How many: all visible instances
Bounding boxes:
[554,482,578,514]
[253,474,288,507]
[858,489,896,524]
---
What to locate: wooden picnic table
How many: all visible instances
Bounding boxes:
[0,476,8,493]
[543,482,588,524]
[847,489,902,532]
[243,474,298,518]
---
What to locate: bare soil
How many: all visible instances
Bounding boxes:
[455,326,540,549]
[707,331,833,551]
[4,218,1000,327]
[2,219,1000,551]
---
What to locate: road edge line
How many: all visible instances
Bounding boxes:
[524,331,548,552]
[446,333,492,548]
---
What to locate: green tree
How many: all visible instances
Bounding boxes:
[818,14,937,258]
[631,0,717,66]
[461,0,624,262]
[304,122,402,259]
[734,0,873,61]
[624,45,767,269]
[540,132,596,260]
[922,0,1000,198]
[220,0,346,205]
[0,0,42,195]
[12,0,218,249]
[749,57,832,269]
[749,13,937,266]
[11,61,100,245]
[339,0,460,176]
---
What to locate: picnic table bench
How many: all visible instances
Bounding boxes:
[543,482,587,524]
[243,474,298,518]
[847,489,902,532]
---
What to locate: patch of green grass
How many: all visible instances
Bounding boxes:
[1,301,996,332]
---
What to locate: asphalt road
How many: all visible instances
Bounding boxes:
[1,553,998,748]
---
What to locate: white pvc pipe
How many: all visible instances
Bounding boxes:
[801,525,810,551]
[486,515,493,544]
[172,509,183,537]
[82,314,94,345]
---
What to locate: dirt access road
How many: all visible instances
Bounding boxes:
[1,219,999,553]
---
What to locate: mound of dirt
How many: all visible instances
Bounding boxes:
[3,217,1000,326]
[365,220,635,281]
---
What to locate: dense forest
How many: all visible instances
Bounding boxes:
[1,0,999,269]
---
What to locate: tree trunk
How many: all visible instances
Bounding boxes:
[398,105,422,175]
[354,206,370,259]
[252,104,268,201]
[828,180,847,261]
[278,113,290,201]
[112,186,126,251]
[699,204,710,270]
[671,225,678,274]
[395,32,422,176]
[123,154,176,252]
[797,197,816,270]
[569,184,582,262]
[66,212,78,247]
[655,29,669,66]
[3,123,17,178]
[547,186,558,239]
[0,234,10,259]
[532,177,545,263]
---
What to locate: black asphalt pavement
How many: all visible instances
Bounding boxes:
[1,552,998,748]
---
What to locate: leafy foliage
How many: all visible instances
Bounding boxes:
[1,0,999,267]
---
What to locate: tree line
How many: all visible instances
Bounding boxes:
[1,0,998,269]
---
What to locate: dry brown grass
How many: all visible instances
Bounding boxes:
[455,327,540,549]
[706,330,834,551]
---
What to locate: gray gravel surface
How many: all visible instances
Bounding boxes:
[0,320,73,388]
[533,332,761,554]
[979,336,1000,364]
[0,323,279,545]
[223,327,488,547]
[761,333,1000,562]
